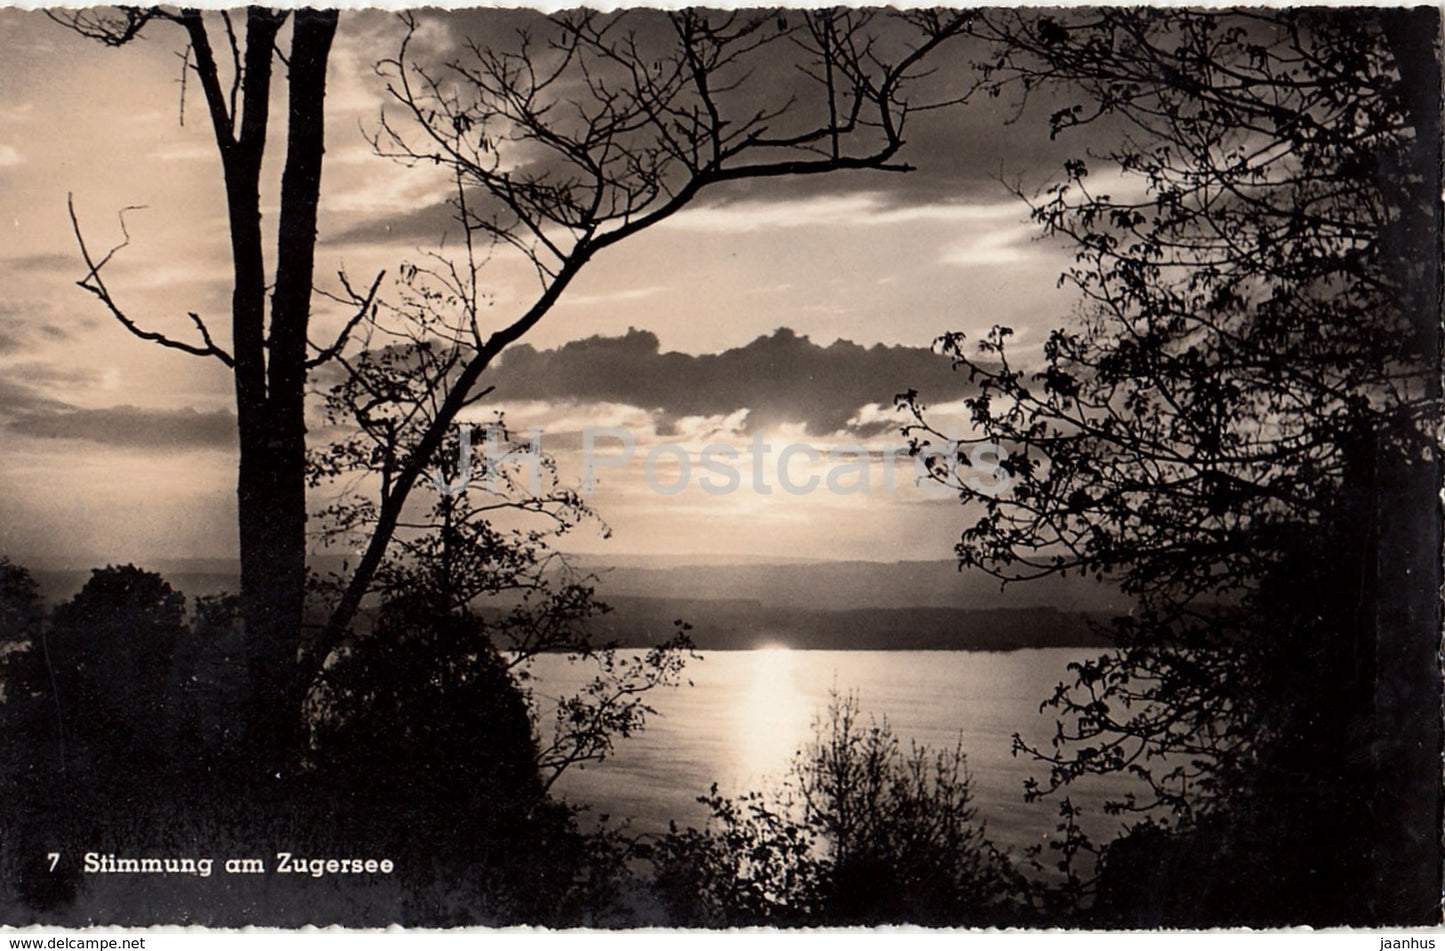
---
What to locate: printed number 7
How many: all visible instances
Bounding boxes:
[47,852,59,872]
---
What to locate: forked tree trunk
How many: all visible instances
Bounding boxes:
[185,8,339,779]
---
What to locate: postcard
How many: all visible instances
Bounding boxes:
[0,5,1439,931]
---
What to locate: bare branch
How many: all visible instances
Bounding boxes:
[46,6,177,46]
[67,194,234,367]
[307,271,386,369]
[316,7,973,660]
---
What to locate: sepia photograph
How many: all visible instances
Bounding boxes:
[0,3,1440,931]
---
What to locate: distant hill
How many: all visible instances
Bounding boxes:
[585,596,1113,652]
[580,558,1126,613]
[27,557,1124,652]
[31,557,1124,611]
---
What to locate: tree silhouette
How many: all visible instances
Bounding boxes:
[0,559,48,771]
[45,565,187,762]
[315,8,973,654]
[1,565,191,913]
[305,597,546,851]
[58,9,972,783]
[901,8,1440,925]
[310,360,694,793]
[54,7,376,778]
[0,558,41,649]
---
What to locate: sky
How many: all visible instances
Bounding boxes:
[0,8,1089,568]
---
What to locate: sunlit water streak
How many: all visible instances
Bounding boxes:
[732,645,814,781]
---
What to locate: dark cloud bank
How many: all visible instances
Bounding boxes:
[1,329,974,449]
[8,406,236,449]
[1,372,237,450]
[486,327,976,437]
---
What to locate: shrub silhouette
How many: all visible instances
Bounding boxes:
[0,563,610,925]
[309,594,540,810]
[2,565,192,915]
[46,565,186,761]
[651,691,1025,926]
[304,591,561,917]
[0,558,41,646]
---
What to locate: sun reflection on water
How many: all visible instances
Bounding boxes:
[731,644,815,784]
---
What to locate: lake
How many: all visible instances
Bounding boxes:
[526,647,1145,860]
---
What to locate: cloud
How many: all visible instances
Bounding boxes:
[8,405,236,449]
[2,361,102,389]
[0,281,88,348]
[0,378,71,416]
[484,327,976,438]
[148,142,214,163]
[0,361,235,452]
[0,102,35,124]
[323,198,461,248]
[558,286,662,308]
[0,144,22,167]
[1,252,78,273]
[939,225,1036,267]
[664,191,1026,235]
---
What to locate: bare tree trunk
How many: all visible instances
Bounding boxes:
[182,8,338,778]
[64,8,338,780]
[188,8,285,775]
[239,10,338,778]
[1366,10,1443,922]
[247,9,336,777]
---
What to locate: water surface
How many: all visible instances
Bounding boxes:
[528,647,1142,857]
